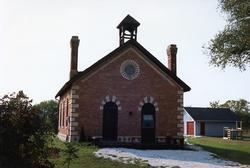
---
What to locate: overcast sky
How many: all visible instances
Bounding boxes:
[1,0,250,106]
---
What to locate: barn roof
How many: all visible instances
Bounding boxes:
[184,107,240,121]
[55,40,191,97]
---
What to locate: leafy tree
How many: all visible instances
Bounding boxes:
[205,0,250,70]
[209,100,220,108]
[220,99,250,128]
[0,91,54,168]
[34,100,58,133]
[210,99,250,128]
[220,99,249,114]
[63,143,79,168]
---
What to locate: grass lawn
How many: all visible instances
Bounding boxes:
[187,136,250,165]
[50,138,149,168]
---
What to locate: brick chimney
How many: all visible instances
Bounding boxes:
[70,36,80,79]
[167,44,177,75]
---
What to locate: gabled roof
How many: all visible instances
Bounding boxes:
[184,107,240,121]
[55,40,191,97]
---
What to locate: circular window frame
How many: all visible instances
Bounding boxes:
[120,60,140,80]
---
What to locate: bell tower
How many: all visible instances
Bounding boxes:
[117,15,140,46]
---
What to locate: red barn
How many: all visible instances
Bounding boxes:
[56,15,190,146]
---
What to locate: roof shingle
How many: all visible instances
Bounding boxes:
[184,107,240,121]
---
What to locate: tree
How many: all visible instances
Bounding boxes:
[210,99,250,128]
[220,99,250,114]
[209,100,220,108]
[34,100,58,133]
[63,143,79,168]
[0,91,54,168]
[220,99,250,128]
[205,0,250,70]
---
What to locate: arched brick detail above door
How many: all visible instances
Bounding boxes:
[138,96,159,112]
[100,95,122,111]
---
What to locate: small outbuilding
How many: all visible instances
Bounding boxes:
[183,107,241,137]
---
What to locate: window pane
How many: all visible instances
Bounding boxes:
[143,115,153,121]
[142,115,154,128]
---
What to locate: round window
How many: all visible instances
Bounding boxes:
[120,60,140,80]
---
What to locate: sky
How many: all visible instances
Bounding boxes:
[1,0,250,106]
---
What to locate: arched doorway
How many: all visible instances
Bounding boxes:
[103,102,118,141]
[141,103,155,143]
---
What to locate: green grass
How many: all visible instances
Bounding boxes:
[187,137,250,165]
[50,136,250,167]
[50,138,149,168]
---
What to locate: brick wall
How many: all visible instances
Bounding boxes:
[58,91,71,141]
[58,86,80,142]
[58,46,184,142]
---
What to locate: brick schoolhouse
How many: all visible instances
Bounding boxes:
[55,15,191,146]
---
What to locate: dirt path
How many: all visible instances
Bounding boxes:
[95,147,249,168]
